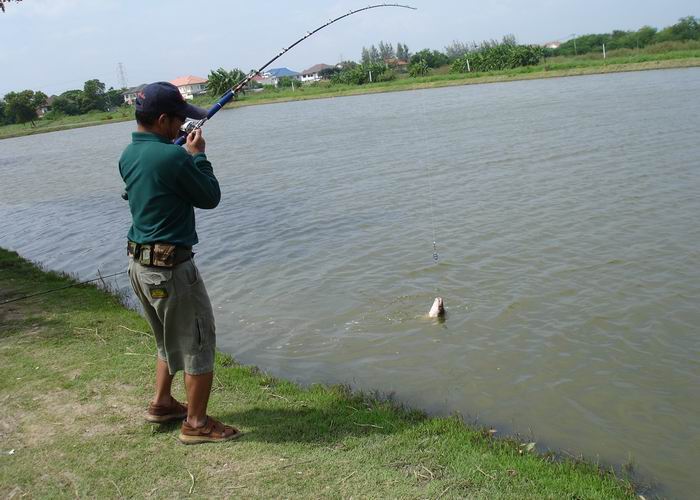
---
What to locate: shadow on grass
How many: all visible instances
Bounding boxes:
[219,404,417,445]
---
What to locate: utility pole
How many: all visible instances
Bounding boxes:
[117,62,128,89]
[570,34,577,56]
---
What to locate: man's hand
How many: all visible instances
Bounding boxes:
[186,129,206,155]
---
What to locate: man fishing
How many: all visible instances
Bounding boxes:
[119,81,240,444]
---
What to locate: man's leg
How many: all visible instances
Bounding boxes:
[154,357,176,406]
[129,260,185,421]
[180,370,239,443]
[184,371,213,428]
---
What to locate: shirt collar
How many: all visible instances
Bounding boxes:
[132,131,172,144]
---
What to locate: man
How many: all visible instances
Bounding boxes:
[119,81,240,444]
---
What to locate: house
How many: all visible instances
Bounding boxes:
[122,84,147,105]
[384,58,410,72]
[544,41,561,49]
[36,95,56,117]
[169,75,208,100]
[300,63,333,82]
[257,67,301,86]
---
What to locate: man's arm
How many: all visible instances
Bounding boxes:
[175,130,221,209]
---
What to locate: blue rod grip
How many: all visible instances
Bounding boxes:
[173,90,236,146]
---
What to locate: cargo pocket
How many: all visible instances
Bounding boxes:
[140,269,173,301]
[141,269,172,286]
[194,316,215,351]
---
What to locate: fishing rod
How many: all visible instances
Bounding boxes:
[174,3,417,146]
[0,270,127,306]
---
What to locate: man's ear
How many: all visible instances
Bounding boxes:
[157,113,169,127]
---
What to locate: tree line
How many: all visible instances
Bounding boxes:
[0,79,125,126]
[555,16,699,56]
[361,41,411,64]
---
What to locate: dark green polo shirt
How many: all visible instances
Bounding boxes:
[119,132,221,247]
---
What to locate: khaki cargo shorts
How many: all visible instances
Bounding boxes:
[128,258,216,375]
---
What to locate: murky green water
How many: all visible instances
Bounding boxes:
[1,68,699,498]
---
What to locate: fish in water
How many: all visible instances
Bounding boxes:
[428,297,445,318]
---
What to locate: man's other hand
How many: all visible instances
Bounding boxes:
[186,129,206,155]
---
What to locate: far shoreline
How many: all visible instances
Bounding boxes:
[1,58,698,141]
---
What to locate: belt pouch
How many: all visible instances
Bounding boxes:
[139,245,152,266]
[152,243,177,267]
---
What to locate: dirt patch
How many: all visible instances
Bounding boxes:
[5,383,142,449]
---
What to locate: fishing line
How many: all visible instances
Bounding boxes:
[0,270,127,306]
[410,86,440,264]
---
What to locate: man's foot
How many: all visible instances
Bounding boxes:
[179,416,242,444]
[144,397,188,423]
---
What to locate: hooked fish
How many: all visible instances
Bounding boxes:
[428,297,445,319]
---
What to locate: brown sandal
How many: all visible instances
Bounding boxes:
[179,416,242,444]
[145,397,188,423]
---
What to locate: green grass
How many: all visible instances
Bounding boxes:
[0,247,637,498]
[0,106,134,140]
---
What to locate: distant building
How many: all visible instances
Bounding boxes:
[169,75,208,100]
[36,95,56,117]
[122,84,147,105]
[544,41,561,49]
[384,58,410,72]
[300,63,333,82]
[257,67,301,86]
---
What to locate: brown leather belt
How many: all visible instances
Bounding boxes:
[127,241,193,268]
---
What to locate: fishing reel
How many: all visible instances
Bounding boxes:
[177,118,206,140]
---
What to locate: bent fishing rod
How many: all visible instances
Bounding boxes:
[174,3,417,146]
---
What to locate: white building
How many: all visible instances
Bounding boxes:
[169,75,208,100]
[300,63,333,83]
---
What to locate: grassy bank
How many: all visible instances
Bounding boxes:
[1,50,699,141]
[0,248,636,498]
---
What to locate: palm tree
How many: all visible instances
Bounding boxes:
[207,68,246,97]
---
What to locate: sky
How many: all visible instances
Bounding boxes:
[0,0,696,96]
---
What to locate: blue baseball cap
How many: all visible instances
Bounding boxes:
[135,82,207,120]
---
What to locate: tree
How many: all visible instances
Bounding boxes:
[409,59,430,77]
[452,43,543,73]
[105,87,125,109]
[207,67,246,96]
[331,65,368,85]
[52,90,82,116]
[378,40,395,60]
[276,76,298,88]
[361,47,371,66]
[318,66,339,79]
[636,26,658,46]
[501,34,517,46]
[369,45,381,63]
[396,42,409,61]
[82,79,106,113]
[669,15,700,40]
[32,91,48,110]
[444,40,470,60]
[4,90,39,126]
[0,99,7,125]
[410,49,449,68]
